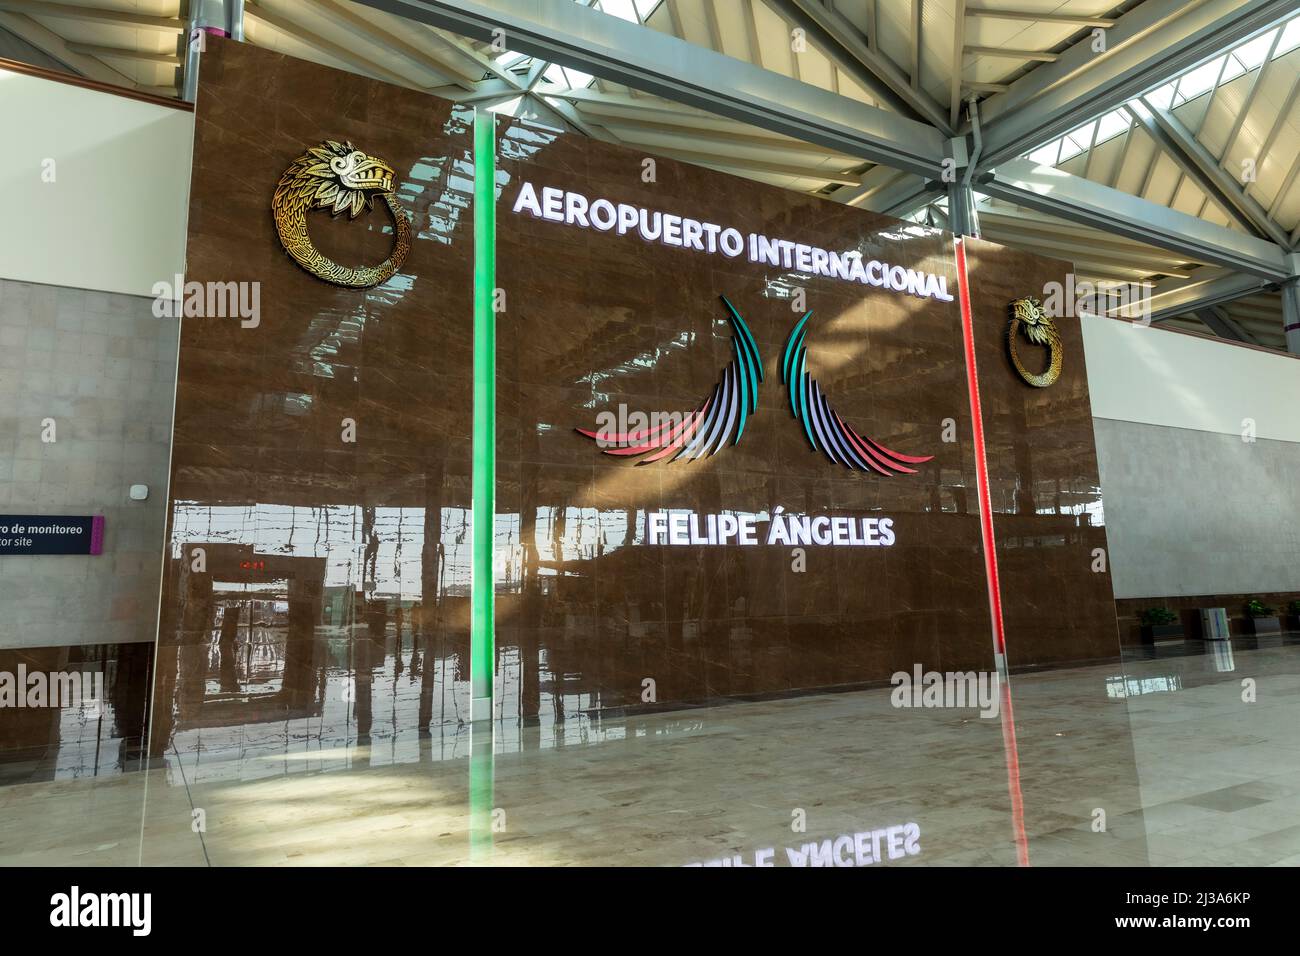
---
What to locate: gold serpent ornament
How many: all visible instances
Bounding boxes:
[272,141,411,288]
[1006,296,1063,388]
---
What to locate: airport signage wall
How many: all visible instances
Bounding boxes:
[156,38,1118,740]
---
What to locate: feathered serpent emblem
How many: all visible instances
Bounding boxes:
[272,140,411,288]
[1006,296,1063,387]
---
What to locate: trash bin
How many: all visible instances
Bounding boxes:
[1199,607,1230,640]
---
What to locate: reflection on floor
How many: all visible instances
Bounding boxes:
[1,637,1299,866]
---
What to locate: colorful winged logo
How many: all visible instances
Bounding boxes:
[576,296,763,465]
[780,311,933,475]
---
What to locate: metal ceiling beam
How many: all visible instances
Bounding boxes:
[949,0,965,129]
[0,11,138,88]
[65,42,181,66]
[910,0,921,89]
[1195,306,1258,343]
[828,166,941,217]
[645,146,860,186]
[765,0,953,133]
[965,7,1116,29]
[245,1,426,89]
[1139,267,1275,321]
[978,206,1201,263]
[965,46,1058,63]
[979,159,1291,280]
[1219,24,1283,165]
[353,0,949,178]
[311,0,476,88]
[533,95,610,140]
[0,0,182,31]
[1127,98,1292,247]
[976,0,1296,168]
[0,22,67,70]
[543,85,713,119]
[589,114,860,161]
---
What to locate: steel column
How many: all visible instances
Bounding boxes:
[1283,279,1300,355]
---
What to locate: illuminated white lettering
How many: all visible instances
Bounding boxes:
[753,234,779,266]
[828,251,852,280]
[617,203,639,235]
[589,199,617,230]
[669,512,689,545]
[701,221,722,252]
[810,247,830,276]
[639,208,662,241]
[512,181,542,217]
[810,516,832,546]
[682,218,705,250]
[794,243,813,273]
[879,517,895,546]
[540,186,564,221]
[720,227,744,257]
[662,214,682,246]
[905,268,926,297]
[563,191,589,227]
[776,239,795,269]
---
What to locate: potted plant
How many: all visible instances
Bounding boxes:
[1139,607,1183,643]
[1244,598,1280,635]
[1287,600,1300,631]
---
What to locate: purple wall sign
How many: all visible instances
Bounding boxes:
[0,515,105,556]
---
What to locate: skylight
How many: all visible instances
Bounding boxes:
[1024,13,1300,168]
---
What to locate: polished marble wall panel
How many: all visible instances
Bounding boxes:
[158,41,1122,747]
[151,39,474,759]
[961,238,1120,667]
[493,115,996,719]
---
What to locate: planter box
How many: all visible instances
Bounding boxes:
[1246,616,1281,635]
[1141,623,1185,643]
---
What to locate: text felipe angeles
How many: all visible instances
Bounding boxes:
[646,507,896,547]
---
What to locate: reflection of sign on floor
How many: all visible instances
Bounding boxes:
[0,515,104,555]
[686,823,921,867]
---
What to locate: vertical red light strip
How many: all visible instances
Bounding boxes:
[953,236,1030,867]
[954,238,1006,657]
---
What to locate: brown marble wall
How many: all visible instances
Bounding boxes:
[962,237,1121,669]
[151,38,475,758]
[161,42,1123,742]
[493,115,999,720]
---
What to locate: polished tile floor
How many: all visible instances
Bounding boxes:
[2,637,1299,866]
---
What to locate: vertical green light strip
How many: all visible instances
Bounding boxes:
[471,108,496,722]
